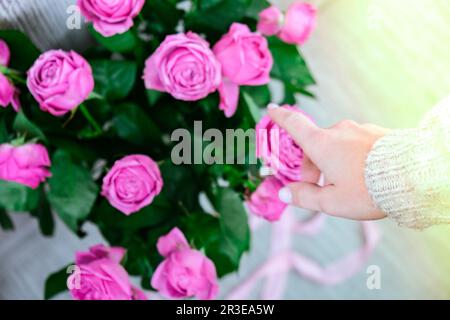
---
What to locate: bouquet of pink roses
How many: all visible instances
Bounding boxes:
[0,0,316,300]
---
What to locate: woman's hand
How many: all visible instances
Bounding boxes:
[268,104,389,220]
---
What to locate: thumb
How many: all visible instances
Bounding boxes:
[278,182,337,214]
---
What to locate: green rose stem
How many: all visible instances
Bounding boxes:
[178,201,190,215]
[62,108,78,128]
[7,73,26,85]
[0,65,26,85]
[63,103,102,135]
[79,104,102,134]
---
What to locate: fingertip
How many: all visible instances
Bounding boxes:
[284,182,333,213]
[267,103,281,119]
[267,103,279,110]
[278,187,292,204]
[266,105,324,168]
[259,166,275,177]
[267,104,289,122]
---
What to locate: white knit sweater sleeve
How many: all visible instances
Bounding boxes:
[365,98,450,229]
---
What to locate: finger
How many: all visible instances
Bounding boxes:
[328,119,358,130]
[361,123,391,135]
[278,182,337,214]
[301,156,321,184]
[267,105,325,165]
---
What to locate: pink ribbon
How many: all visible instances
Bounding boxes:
[226,209,381,300]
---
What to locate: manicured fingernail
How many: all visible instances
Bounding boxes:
[278,187,292,204]
[268,103,279,109]
[259,166,274,176]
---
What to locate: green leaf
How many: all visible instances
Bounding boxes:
[215,188,250,252]
[195,0,223,9]
[242,85,271,107]
[187,0,252,33]
[0,114,9,143]
[181,212,220,249]
[90,60,137,100]
[44,265,71,300]
[112,102,162,146]
[244,0,271,19]
[146,89,162,107]
[30,191,54,237]
[242,91,261,124]
[13,110,47,143]
[89,25,138,53]
[122,239,153,277]
[269,37,315,102]
[188,0,269,35]
[0,209,14,231]
[141,277,152,290]
[160,162,201,211]
[0,30,41,70]
[47,150,99,233]
[298,87,316,99]
[94,196,172,231]
[207,188,250,276]
[0,180,40,212]
[206,237,242,277]
[144,0,184,35]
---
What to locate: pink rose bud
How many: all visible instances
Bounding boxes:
[213,23,273,86]
[151,228,219,300]
[247,177,287,221]
[257,6,283,36]
[0,73,20,112]
[256,105,310,184]
[0,39,11,66]
[27,50,94,117]
[0,73,14,107]
[0,143,51,189]
[143,32,221,101]
[101,154,163,215]
[279,2,317,45]
[69,244,135,300]
[78,0,145,37]
[0,40,20,112]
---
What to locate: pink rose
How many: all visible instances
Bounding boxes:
[0,73,20,112]
[69,244,135,300]
[218,78,239,118]
[278,2,317,45]
[0,73,14,107]
[144,32,221,101]
[0,40,20,112]
[213,23,273,86]
[151,228,219,300]
[101,154,163,215]
[256,105,310,184]
[78,0,145,37]
[257,6,283,36]
[0,143,51,189]
[27,50,94,116]
[0,39,10,66]
[247,177,287,221]
[75,243,126,265]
